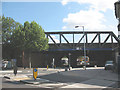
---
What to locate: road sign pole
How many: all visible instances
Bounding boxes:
[33,68,38,80]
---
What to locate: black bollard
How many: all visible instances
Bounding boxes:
[14,65,17,76]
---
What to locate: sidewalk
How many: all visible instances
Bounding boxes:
[17,67,64,71]
[3,68,64,84]
[4,74,31,81]
[3,73,68,88]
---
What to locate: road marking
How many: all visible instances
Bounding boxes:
[26,82,67,88]
[60,79,116,88]
[0,70,22,73]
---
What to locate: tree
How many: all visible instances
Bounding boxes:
[2,16,21,59]
[2,16,49,67]
[2,15,20,44]
[11,21,49,68]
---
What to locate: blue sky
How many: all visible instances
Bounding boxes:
[2,1,118,32]
[2,0,119,43]
[2,2,87,32]
[2,2,67,32]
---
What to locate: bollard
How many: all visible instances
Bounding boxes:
[65,68,68,71]
[83,66,86,70]
[47,65,48,69]
[54,65,56,69]
[94,65,97,68]
[13,65,17,76]
[33,68,38,80]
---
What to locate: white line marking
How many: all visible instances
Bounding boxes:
[0,70,22,73]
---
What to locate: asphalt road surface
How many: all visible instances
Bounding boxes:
[1,67,119,89]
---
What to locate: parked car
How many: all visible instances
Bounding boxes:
[105,61,114,70]
[2,60,13,70]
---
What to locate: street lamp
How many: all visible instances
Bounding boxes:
[75,26,86,70]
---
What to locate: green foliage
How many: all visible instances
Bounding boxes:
[2,15,21,44]
[2,16,49,59]
[11,21,49,52]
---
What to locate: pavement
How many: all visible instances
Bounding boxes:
[2,67,120,89]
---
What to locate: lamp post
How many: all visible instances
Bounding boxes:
[75,26,86,70]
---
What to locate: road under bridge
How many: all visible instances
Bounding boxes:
[31,31,120,68]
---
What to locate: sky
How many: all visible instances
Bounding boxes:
[1,0,119,43]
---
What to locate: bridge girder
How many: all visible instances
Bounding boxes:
[45,31,120,50]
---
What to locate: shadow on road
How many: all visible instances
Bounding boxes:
[38,68,118,88]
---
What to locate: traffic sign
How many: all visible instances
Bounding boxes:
[33,68,38,80]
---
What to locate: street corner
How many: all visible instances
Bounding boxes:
[12,77,32,81]
[3,74,32,82]
[20,77,55,85]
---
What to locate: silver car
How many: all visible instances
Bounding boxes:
[105,61,114,70]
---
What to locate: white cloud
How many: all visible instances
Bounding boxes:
[62,0,118,33]
[63,9,106,30]
[61,0,118,12]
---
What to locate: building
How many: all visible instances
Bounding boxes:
[115,0,120,39]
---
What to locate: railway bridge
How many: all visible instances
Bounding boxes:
[31,31,120,67]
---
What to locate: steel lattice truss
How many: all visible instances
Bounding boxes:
[45,31,120,50]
